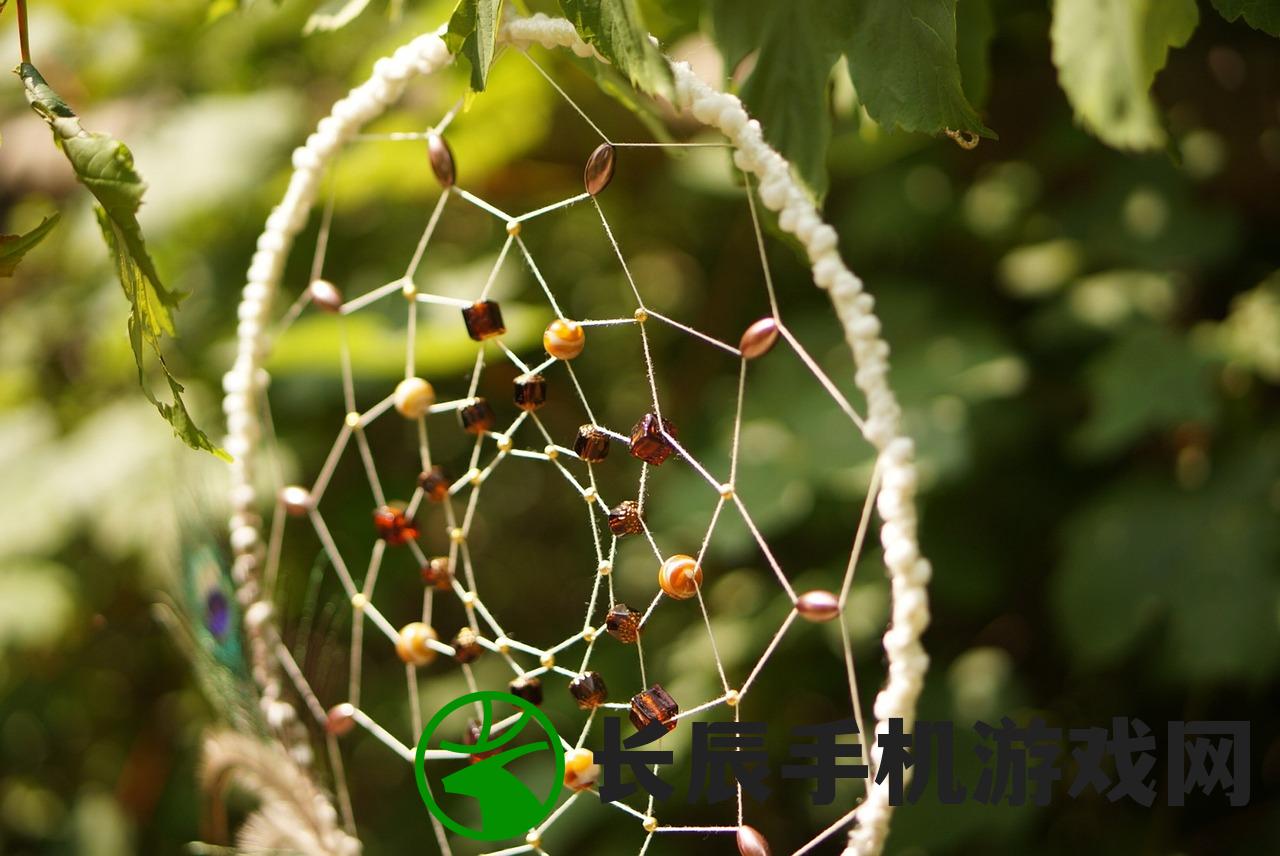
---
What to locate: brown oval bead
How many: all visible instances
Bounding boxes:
[325,703,357,737]
[796,589,840,622]
[307,278,343,313]
[739,317,780,360]
[279,485,313,516]
[736,825,772,856]
[427,132,456,188]
[584,143,616,196]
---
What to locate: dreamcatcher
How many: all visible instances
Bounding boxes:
[211,12,931,856]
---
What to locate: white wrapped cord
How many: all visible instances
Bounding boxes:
[225,15,931,856]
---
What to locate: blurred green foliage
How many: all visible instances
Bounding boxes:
[1,1,1279,855]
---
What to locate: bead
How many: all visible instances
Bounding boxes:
[451,627,483,663]
[796,590,840,622]
[544,318,585,360]
[513,374,547,412]
[568,671,608,709]
[658,554,702,600]
[505,220,522,237]
[629,413,678,466]
[607,500,644,536]
[373,503,418,545]
[394,377,436,418]
[307,278,343,313]
[584,142,616,196]
[395,622,437,666]
[642,816,658,833]
[462,718,500,764]
[736,825,772,856]
[564,747,599,791]
[461,300,505,341]
[279,485,313,516]
[418,465,450,502]
[573,425,611,462]
[460,397,495,435]
[427,131,456,188]
[325,703,357,737]
[605,603,642,643]
[629,684,679,732]
[508,675,543,705]
[420,556,452,591]
[739,317,780,360]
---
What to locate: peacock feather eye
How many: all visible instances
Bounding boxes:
[205,589,230,639]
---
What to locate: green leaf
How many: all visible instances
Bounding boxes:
[1050,0,1199,151]
[17,62,224,459]
[707,0,768,72]
[558,0,673,99]
[305,0,375,34]
[1210,0,1280,36]
[955,0,996,106]
[445,0,505,92]
[0,213,60,278]
[844,0,994,139]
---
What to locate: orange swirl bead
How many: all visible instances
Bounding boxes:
[395,622,438,666]
[658,554,703,600]
[543,318,586,360]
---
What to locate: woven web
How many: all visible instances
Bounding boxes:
[256,47,885,856]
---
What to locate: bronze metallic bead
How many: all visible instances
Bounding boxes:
[796,589,840,622]
[568,671,608,709]
[325,703,357,737]
[739,317,780,359]
[736,825,772,856]
[584,142,616,196]
[605,603,642,643]
[307,278,343,313]
[607,500,644,536]
[427,132,456,188]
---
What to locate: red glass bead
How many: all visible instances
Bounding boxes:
[568,671,608,709]
[573,425,611,463]
[451,627,483,663]
[509,675,543,705]
[607,500,643,536]
[629,413,678,466]
[418,465,450,502]
[373,503,418,545]
[462,300,506,341]
[629,684,679,732]
[420,556,452,591]
[605,603,642,643]
[513,374,547,412]
[460,397,496,435]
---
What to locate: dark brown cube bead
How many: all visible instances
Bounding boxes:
[607,500,644,537]
[629,684,679,732]
[418,465,450,502]
[509,675,543,705]
[451,627,483,664]
[460,398,496,435]
[629,413,678,466]
[605,603,642,644]
[513,374,547,412]
[573,425,611,463]
[420,556,452,591]
[462,300,506,341]
[568,671,608,710]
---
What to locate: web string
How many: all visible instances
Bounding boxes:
[257,47,883,856]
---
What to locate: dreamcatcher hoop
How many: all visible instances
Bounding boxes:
[222,13,931,856]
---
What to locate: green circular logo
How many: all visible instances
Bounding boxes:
[414,690,565,841]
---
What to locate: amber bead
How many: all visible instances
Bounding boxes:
[373,503,418,545]
[427,132,456,188]
[796,589,840,622]
[418,465,450,502]
[607,500,644,537]
[658,554,702,600]
[509,675,543,705]
[564,747,599,791]
[513,374,547,412]
[568,671,608,710]
[584,143,616,196]
[605,603,642,643]
[395,622,437,666]
[420,556,452,591]
[629,684,679,732]
[736,825,772,856]
[280,485,313,516]
[543,318,585,360]
[307,278,343,313]
[460,398,496,435]
[394,377,436,419]
[573,425,611,463]
[739,317,780,360]
[325,703,357,737]
[462,300,506,341]
[629,413,678,466]
[451,627,483,664]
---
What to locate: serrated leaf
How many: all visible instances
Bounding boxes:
[445,0,505,92]
[558,0,673,99]
[1210,0,1280,36]
[0,213,60,278]
[1050,0,1199,151]
[845,0,994,139]
[955,0,996,106]
[707,0,768,72]
[304,0,375,34]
